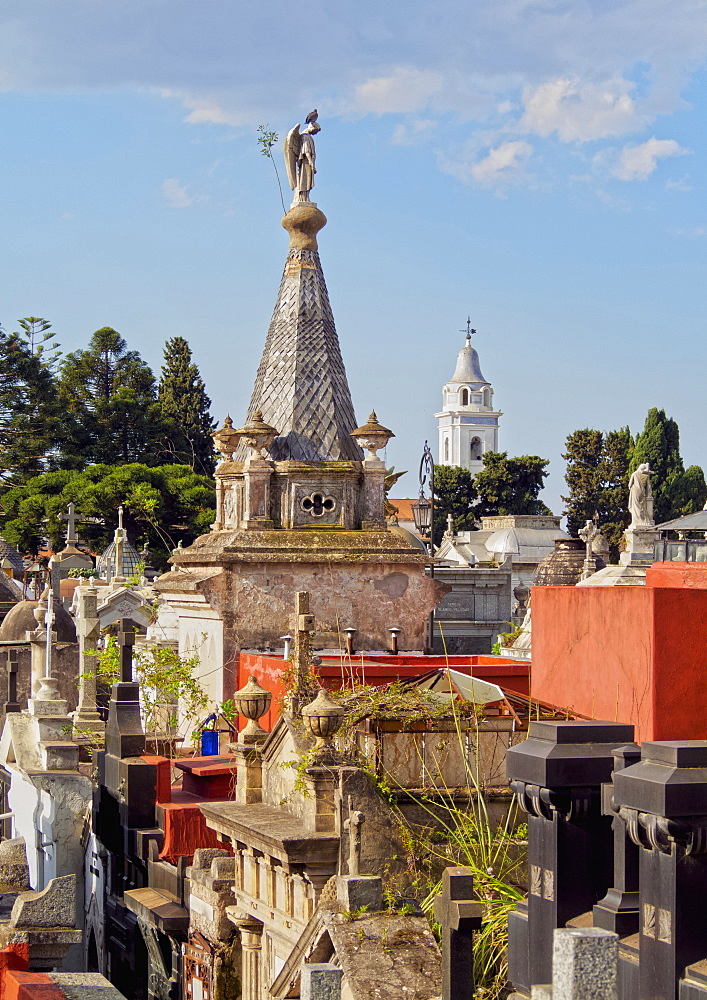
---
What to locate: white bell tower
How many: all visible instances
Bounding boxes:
[435,322,502,474]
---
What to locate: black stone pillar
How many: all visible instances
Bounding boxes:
[613,741,707,1000]
[593,743,642,937]
[506,720,634,998]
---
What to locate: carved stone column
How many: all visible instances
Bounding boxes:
[242,455,274,529]
[360,457,387,529]
[614,741,707,1000]
[506,720,634,998]
[234,917,264,1000]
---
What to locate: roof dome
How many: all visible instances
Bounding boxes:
[96,538,142,580]
[0,536,24,576]
[387,523,427,552]
[0,599,77,642]
[449,334,488,385]
[533,538,604,587]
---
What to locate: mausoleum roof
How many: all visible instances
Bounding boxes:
[0,599,77,642]
[97,538,142,579]
[0,535,24,576]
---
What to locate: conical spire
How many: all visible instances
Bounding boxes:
[238,204,362,462]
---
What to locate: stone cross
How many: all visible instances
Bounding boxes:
[433,867,483,1000]
[73,583,104,732]
[460,317,477,342]
[118,618,135,682]
[287,591,316,713]
[62,502,78,545]
[343,797,365,876]
[578,518,601,580]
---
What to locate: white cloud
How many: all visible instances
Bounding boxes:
[352,67,443,114]
[162,178,194,208]
[520,76,644,142]
[391,117,436,145]
[444,140,535,190]
[675,225,706,236]
[666,175,692,192]
[612,137,688,180]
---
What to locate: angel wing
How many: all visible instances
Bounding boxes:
[284,125,302,191]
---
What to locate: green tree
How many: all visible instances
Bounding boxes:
[56,328,165,467]
[596,427,633,560]
[14,317,61,374]
[562,429,604,537]
[473,452,551,518]
[630,408,705,523]
[0,325,58,485]
[432,465,477,542]
[157,337,216,475]
[0,463,215,566]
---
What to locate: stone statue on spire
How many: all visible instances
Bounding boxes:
[284,117,321,207]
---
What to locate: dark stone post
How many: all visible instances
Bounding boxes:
[5,649,19,713]
[105,619,145,760]
[433,867,482,1000]
[593,744,642,937]
[613,741,707,1000]
[506,720,634,998]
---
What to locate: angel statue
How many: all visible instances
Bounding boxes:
[628,462,654,528]
[284,118,321,206]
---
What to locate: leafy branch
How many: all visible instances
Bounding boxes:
[257,124,286,213]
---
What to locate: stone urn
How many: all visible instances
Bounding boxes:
[350,411,395,459]
[232,676,272,743]
[301,687,345,749]
[233,410,278,458]
[212,415,241,460]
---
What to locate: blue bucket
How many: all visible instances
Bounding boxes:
[201,731,219,756]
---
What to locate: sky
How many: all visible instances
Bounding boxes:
[1,0,706,515]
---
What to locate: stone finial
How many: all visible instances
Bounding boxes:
[301,687,345,749]
[351,411,395,460]
[212,415,240,460]
[233,676,272,744]
[233,410,278,459]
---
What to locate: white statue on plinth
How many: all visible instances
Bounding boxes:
[628,463,654,529]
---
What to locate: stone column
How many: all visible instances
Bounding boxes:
[360,456,387,529]
[506,720,634,998]
[73,584,105,733]
[613,742,707,1000]
[235,918,264,1000]
[242,455,274,529]
[26,591,56,699]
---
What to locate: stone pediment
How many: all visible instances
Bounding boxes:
[97,589,151,628]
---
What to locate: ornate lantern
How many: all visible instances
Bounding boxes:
[301,687,346,749]
[350,411,395,459]
[232,676,272,743]
[411,494,432,537]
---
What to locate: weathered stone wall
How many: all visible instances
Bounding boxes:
[0,643,79,731]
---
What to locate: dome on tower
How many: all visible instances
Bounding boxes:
[449,334,488,385]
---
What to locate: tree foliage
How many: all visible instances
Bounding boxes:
[13,317,61,374]
[56,327,165,467]
[157,337,216,475]
[433,453,551,544]
[0,463,215,566]
[630,408,705,523]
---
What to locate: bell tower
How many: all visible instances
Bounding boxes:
[435,322,503,474]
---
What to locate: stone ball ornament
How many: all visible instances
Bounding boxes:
[233,675,272,742]
[350,411,394,460]
[301,687,346,749]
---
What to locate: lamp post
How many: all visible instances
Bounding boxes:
[411,441,435,653]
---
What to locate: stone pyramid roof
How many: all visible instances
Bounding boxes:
[239,220,362,462]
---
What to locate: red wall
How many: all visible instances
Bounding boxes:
[531,569,707,742]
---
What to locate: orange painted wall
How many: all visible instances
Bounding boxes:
[532,576,707,743]
[532,586,655,741]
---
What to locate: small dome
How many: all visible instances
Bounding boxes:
[387,523,427,552]
[0,536,24,577]
[449,335,488,385]
[0,599,77,642]
[533,538,604,587]
[96,539,142,579]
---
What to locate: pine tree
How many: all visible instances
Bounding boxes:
[14,317,61,374]
[157,337,216,475]
[56,327,164,467]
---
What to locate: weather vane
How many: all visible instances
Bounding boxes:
[460,317,477,340]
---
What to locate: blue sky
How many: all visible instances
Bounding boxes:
[1,0,706,514]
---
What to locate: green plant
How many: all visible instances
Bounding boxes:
[67,567,98,579]
[257,124,286,213]
[85,634,208,746]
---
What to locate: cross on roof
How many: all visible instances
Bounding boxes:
[62,503,78,544]
[460,317,477,344]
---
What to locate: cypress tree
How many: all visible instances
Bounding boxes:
[157,337,216,475]
[631,408,686,523]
